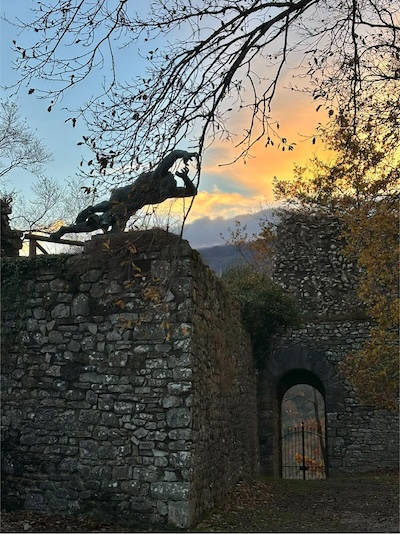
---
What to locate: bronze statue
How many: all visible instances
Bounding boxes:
[50,149,198,240]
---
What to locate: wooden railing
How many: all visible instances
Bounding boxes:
[24,233,85,256]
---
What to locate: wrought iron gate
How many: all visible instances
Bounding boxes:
[280,422,327,479]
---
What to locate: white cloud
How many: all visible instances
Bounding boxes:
[183,208,275,250]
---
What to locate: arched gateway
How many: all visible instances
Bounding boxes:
[258,212,398,477]
[279,370,327,479]
[258,343,345,477]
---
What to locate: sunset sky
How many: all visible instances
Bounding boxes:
[0,3,332,247]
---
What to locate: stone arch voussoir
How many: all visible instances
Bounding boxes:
[267,344,345,413]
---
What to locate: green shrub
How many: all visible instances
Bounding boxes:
[222,265,301,367]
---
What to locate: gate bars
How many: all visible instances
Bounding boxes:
[281,422,327,479]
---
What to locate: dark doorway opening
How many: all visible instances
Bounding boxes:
[278,369,327,479]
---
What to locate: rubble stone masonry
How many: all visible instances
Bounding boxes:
[258,212,398,476]
[1,230,259,528]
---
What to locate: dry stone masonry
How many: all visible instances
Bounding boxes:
[1,214,398,529]
[258,212,399,476]
[273,212,362,319]
[1,230,259,529]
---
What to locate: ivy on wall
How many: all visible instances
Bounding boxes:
[222,265,301,368]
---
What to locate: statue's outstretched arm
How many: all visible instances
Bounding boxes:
[153,149,198,178]
[173,165,198,198]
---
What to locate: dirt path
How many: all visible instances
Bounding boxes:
[1,473,398,533]
[195,473,399,532]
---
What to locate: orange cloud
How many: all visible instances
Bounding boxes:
[155,84,333,224]
[192,89,331,220]
[188,190,268,220]
[162,190,266,223]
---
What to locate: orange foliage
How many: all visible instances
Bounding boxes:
[273,122,399,410]
[341,197,399,410]
[295,452,325,473]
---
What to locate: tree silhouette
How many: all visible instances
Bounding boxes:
[0,101,51,180]
[6,0,399,181]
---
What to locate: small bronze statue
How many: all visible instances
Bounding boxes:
[50,149,198,240]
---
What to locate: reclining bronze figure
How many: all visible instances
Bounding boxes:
[50,149,198,240]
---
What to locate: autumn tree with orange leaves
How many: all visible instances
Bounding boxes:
[273,123,399,410]
[340,197,399,410]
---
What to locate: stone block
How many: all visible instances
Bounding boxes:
[168,500,191,529]
[150,482,189,501]
[72,294,90,316]
[113,466,131,480]
[24,493,46,510]
[79,440,99,459]
[167,382,192,395]
[79,372,104,384]
[114,402,133,415]
[166,407,191,428]
[162,395,181,408]
[133,466,160,483]
[169,451,191,468]
[52,304,71,319]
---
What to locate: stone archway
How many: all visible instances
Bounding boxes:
[261,214,399,477]
[279,370,327,479]
[257,343,345,477]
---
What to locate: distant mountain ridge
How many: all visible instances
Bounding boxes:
[185,207,277,273]
[198,244,252,274]
[183,208,276,249]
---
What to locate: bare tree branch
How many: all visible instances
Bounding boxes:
[0,101,52,179]
[4,0,399,185]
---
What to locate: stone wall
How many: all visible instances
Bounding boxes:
[1,230,259,529]
[258,212,399,476]
[261,322,399,475]
[273,212,363,319]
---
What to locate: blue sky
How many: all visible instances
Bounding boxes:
[0,1,328,247]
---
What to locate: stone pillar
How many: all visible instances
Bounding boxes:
[1,229,259,528]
